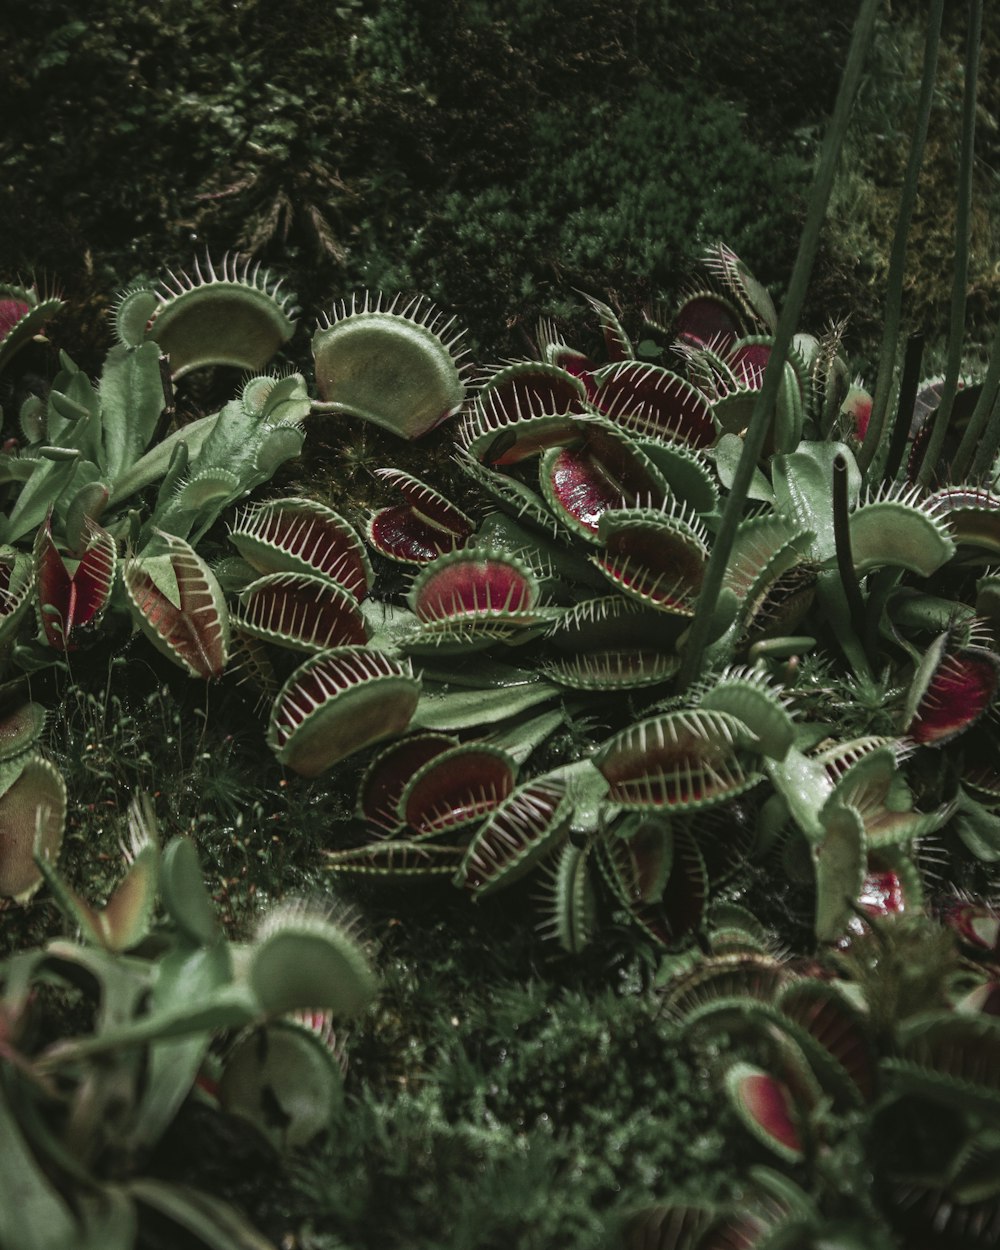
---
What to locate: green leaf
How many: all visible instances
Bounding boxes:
[483,708,565,765]
[187,401,258,484]
[48,984,258,1059]
[125,940,232,1152]
[0,1078,77,1250]
[771,441,860,562]
[127,1179,275,1250]
[48,369,100,449]
[711,434,774,503]
[0,456,80,544]
[543,758,615,837]
[99,342,166,483]
[151,440,189,521]
[411,679,561,731]
[765,746,833,842]
[76,1189,138,1250]
[954,785,1000,862]
[108,411,222,506]
[814,802,866,942]
[159,836,220,946]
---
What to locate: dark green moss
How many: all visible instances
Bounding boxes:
[0,0,857,366]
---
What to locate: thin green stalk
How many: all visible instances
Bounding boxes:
[864,565,901,671]
[916,0,982,487]
[861,0,944,480]
[975,399,1000,487]
[882,333,925,483]
[832,453,869,665]
[677,0,882,691]
[956,316,1000,479]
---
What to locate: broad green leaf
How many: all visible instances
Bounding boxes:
[48,366,100,451]
[771,441,860,561]
[712,432,774,503]
[954,785,1000,862]
[46,983,257,1059]
[126,939,232,1152]
[108,411,221,506]
[765,746,833,842]
[814,802,866,942]
[159,836,220,946]
[411,679,561,730]
[76,1190,138,1250]
[128,1179,275,1250]
[0,1079,77,1250]
[0,457,79,544]
[99,342,165,482]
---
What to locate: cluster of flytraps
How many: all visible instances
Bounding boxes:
[621,891,1000,1248]
[0,275,388,1248]
[1,242,1000,952]
[304,245,1000,951]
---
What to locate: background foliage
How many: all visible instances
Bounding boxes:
[7,0,995,375]
[3,1,997,375]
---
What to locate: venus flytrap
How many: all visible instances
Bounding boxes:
[1,0,995,989]
[308,215,995,951]
[629,901,1000,1249]
[0,794,376,1250]
[0,280,63,375]
[7,220,995,964]
[311,293,470,439]
[0,254,311,687]
[5,5,1000,1245]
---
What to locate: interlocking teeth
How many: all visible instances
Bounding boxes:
[155,250,298,317]
[268,647,420,777]
[594,709,760,812]
[315,291,469,363]
[230,498,372,600]
[457,778,570,897]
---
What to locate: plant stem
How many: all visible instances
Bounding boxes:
[860,0,944,479]
[677,0,881,691]
[915,0,982,487]
[956,317,1000,479]
[882,333,925,483]
[832,453,869,665]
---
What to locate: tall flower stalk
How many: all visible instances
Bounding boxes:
[677,0,882,690]
[914,0,983,487]
[860,0,944,480]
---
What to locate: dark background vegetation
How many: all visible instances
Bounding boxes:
[2,0,997,374]
[2,3,999,1248]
